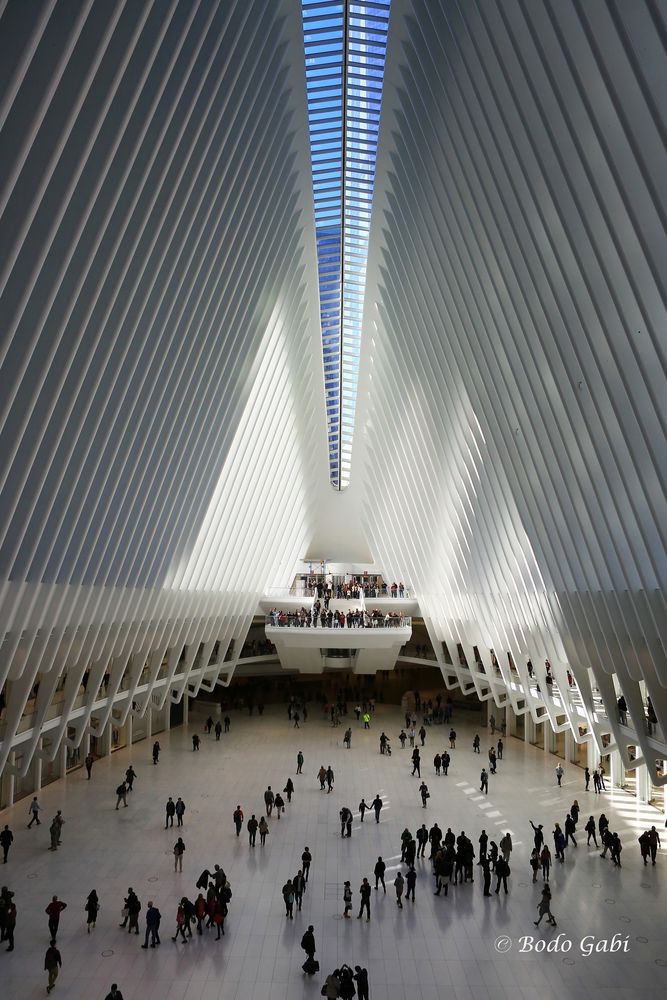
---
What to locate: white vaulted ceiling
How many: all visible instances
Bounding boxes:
[0,0,666,780]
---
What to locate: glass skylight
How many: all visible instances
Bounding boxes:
[302,0,391,489]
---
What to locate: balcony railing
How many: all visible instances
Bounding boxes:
[265,611,411,629]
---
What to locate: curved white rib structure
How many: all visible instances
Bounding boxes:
[358,0,667,782]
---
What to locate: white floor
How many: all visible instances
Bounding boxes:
[1,703,665,1000]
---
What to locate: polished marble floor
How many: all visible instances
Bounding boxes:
[0,702,665,999]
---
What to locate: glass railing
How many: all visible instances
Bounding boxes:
[265,611,411,629]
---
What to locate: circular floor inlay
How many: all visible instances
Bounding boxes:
[604,898,615,904]
[636,936,648,944]
[148,876,159,883]
[518,881,529,887]
[563,958,575,966]
[27,873,39,879]
[591,882,601,888]
[619,916,630,923]
[102,950,114,957]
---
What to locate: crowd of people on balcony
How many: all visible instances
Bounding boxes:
[306,575,407,600]
[266,607,408,629]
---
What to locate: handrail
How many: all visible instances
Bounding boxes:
[265,610,411,629]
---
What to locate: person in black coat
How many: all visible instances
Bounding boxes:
[301,925,317,974]
[354,966,369,1000]
[495,857,510,894]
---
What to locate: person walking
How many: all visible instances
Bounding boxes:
[284,778,294,803]
[175,798,185,827]
[192,734,200,751]
[296,751,304,774]
[374,856,386,892]
[84,754,94,779]
[411,748,421,776]
[564,813,577,847]
[371,793,383,823]
[406,866,417,902]
[104,985,124,1000]
[214,720,222,741]
[419,725,426,746]
[120,889,141,935]
[173,838,185,872]
[115,781,128,810]
[358,797,368,822]
[0,825,13,863]
[263,787,274,816]
[2,892,16,951]
[497,738,503,760]
[301,925,318,974]
[433,753,442,775]
[274,792,285,818]
[172,902,188,942]
[357,878,371,920]
[233,806,244,836]
[317,766,326,790]
[585,815,598,847]
[293,870,305,911]
[647,826,661,865]
[584,766,590,791]
[259,817,269,846]
[394,871,405,908]
[555,764,564,786]
[449,729,457,748]
[534,885,557,926]
[442,750,450,775]
[165,797,175,828]
[27,796,42,827]
[282,880,295,918]
[44,938,62,994]
[152,741,160,764]
[247,814,258,846]
[417,824,429,858]
[472,734,480,753]
[326,766,334,793]
[85,890,99,933]
[301,847,312,882]
[419,782,429,807]
[480,768,489,794]
[125,766,136,792]
[141,901,161,948]
[46,896,67,939]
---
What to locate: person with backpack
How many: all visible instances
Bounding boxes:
[44,938,62,994]
[282,880,295,918]
[115,782,128,810]
[301,924,318,973]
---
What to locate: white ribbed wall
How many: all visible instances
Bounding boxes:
[358,0,667,779]
[0,0,328,775]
